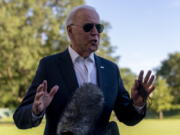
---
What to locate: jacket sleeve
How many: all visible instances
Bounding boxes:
[113,67,146,126]
[13,58,46,129]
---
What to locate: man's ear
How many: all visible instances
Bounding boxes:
[67,26,73,39]
[67,26,72,34]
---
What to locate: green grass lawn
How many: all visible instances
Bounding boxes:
[0,119,180,135]
[118,119,180,135]
[0,123,45,135]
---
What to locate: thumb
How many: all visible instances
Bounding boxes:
[49,85,59,98]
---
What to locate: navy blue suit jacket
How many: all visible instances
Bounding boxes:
[13,49,145,135]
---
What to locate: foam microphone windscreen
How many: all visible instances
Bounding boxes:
[57,83,104,135]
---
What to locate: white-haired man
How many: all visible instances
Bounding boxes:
[13,5,155,135]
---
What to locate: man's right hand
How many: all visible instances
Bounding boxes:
[32,80,59,115]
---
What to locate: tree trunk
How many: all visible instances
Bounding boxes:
[159,111,163,119]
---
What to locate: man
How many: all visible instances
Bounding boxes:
[13,5,155,135]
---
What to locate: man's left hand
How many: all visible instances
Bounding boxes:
[131,70,155,106]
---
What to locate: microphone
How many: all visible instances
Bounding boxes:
[57,83,104,135]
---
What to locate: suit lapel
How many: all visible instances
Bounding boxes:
[57,51,106,95]
[95,55,105,92]
[56,52,107,107]
[49,49,78,116]
[57,49,79,92]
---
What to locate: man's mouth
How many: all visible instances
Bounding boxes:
[90,39,98,45]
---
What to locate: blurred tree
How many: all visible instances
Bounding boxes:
[156,52,180,104]
[0,0,84,108]
[150,77,173,119]
[0,0,119,108]
[120,68,136,93]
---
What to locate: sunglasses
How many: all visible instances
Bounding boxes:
[71,23,104,33]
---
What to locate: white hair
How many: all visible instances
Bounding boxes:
[65,5,99,27]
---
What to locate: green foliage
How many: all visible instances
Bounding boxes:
[0,0,118,108]
[120,68,136,93]
[156,52,180,104]
[150,77,173,119]
[0,0,84,108]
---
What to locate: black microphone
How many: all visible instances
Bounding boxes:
[57,83,104,135]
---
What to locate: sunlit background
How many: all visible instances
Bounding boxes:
[0,0,180,135]
[87,0,180,74]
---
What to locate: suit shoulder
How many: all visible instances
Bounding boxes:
[96,55,119,70]
[40,50,66,64]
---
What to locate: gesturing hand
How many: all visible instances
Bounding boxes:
[131,70,155,106]
[32,80,59,115]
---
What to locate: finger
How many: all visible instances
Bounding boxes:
[37,83,44,93]
[147,85,155,95]
[35,91,44,101]
[147,75,155,87]
[33,101,39,108]
[144,70,152,84]
[49,85,59,97]
[138,70,144,83]
[43,80,48,93]
[35,101,41,106]
[33,100,40,111]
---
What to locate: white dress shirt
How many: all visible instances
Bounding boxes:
[68,46,97,86]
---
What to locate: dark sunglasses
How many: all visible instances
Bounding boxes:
[71,23,104,33]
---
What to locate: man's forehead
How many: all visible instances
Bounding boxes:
[74,9,100,23]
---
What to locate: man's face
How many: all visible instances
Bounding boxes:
[68,9,101,56]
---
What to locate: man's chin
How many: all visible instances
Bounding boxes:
[89,45,98,53]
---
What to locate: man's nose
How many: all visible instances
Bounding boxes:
[90,25,99,35]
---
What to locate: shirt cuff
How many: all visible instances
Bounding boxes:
[32,111,45,121]
[133,104,145,114]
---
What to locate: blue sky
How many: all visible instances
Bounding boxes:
[86,0,180,74]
